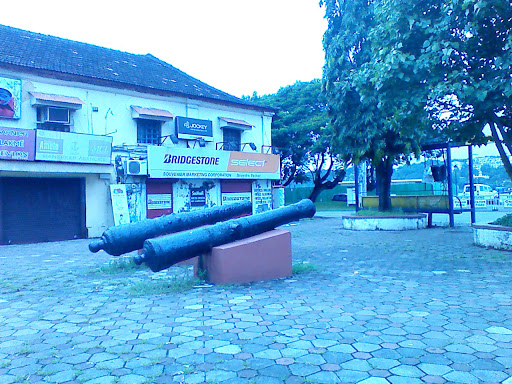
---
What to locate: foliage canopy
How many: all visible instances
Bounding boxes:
[321,0,512,209]
[255,80,348,201]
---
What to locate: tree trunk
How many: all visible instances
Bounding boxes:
[375,156,394,211]
[308,169,347,202]
[308,185,325,202]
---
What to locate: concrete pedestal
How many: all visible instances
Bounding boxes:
[204,229,292,285]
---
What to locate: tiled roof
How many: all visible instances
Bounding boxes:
[0,24,270,111]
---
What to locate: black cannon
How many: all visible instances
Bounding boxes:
[134,199,316,272]
[89,200,252,256]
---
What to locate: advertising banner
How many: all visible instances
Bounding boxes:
[147,194,173,210]
[0,77,21,119]
[190,187,207,207]
[0,127,36,161]
[35,130,112,164]
[148,147,280,180]
[221,192,251,205]
[176,116,213,141]
[110,184,130,226]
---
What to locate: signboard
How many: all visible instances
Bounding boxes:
[505,198,512,209]
[0,128,35,161]
[148,147,280,180]
[35,130,112,164]
[176,116,213,140]
[221,192,251,205]
[147,194,173,210]
[0,77,21,119]
[110,184,130,226]
[190,188,206,207]
[252,180,273,214]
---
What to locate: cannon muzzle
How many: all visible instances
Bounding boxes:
[137,199,316,272]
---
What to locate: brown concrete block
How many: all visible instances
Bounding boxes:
[204,229,292,285]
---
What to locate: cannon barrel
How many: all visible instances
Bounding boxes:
[89,200,252,256]
[135,199,316,272]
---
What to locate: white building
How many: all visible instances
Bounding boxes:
[0,24,278,244]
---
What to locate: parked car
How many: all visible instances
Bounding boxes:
[332,194,348,202]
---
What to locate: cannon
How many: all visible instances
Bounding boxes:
[134,199,316,272]
[89,200,252,256]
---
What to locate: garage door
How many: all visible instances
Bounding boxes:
[0,177,86,244]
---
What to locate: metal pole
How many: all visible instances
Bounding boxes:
[468,145,476,224]
[354,164,360,212]
[446,143,455,227]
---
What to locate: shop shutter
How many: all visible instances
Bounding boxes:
[1,177,86,244]
[220,180,253,207]
[220,180,252,193]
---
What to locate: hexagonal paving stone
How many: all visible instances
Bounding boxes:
[390,364,424,377]
[353,342,380,353]
[443,371,479,384]
[214,345,242,355]
[359,378,391,384]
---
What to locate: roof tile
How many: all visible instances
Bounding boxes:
[0,24,269,111]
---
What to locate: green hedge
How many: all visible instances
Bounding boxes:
[285,181,442,205]
[285,185,348,204]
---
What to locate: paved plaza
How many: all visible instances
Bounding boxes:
[0,213,511,383]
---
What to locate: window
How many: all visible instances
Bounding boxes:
[36,106,71,132]
[223,128,241,151]
[137,119,162,145]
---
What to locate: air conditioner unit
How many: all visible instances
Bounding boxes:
[125,159,147,176]
[38,107,70,124]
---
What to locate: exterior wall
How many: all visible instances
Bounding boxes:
[85,174,113,237]
[0,68,275,239]
[0,68,272,148]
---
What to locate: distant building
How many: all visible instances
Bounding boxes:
[0,24,278,244]
[473,156,508,169]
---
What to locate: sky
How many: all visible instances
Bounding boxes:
[0,0,327,98]
[0,0,500,159]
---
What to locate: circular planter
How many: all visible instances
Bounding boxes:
[473,223,512,250]
[341,214,428,231]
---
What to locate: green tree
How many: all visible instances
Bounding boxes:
[256,80,348,202]
[321,0,425,210]
[321,0,512,210]
[365,0,511,177]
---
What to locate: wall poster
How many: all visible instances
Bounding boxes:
[110,184,131,226]
[0,77,21,119]
[252,180,273,214]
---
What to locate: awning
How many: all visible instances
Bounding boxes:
[131,106,174,121]
[30,92,84,109]
[219,117,253,130]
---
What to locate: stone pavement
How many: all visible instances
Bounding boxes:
[0,215,511,384]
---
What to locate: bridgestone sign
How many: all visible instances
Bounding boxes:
[148,146,280,180]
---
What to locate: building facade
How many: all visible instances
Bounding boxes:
[0,25,279,244]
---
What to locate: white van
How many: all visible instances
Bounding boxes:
[459,184,498,207]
